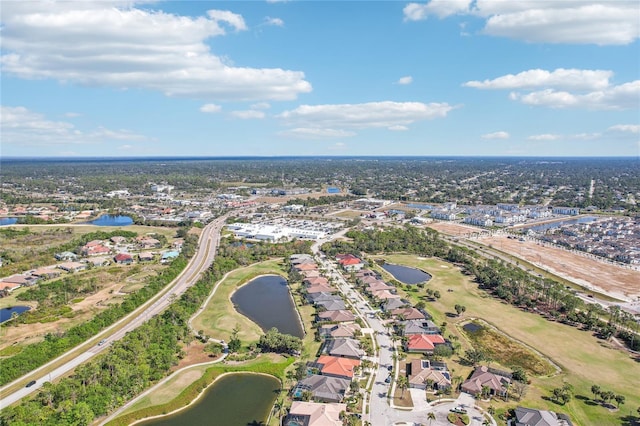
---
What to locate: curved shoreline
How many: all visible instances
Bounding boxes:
[129,371,281,426]
[228,273,305,339]
[381,261,432,285]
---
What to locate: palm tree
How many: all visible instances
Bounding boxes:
[427,412,436,425]
[396,375,409,399]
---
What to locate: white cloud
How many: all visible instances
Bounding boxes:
[278,128,357,139]
[404,0,471,20]
[396,76,413,85]
[250,102,271,110]
[481,131,510,140]
[464,69,612,91]
[527,133,562,141]
[64,112,81,118]
[466,68,639,110]
[388,125,409,131]
[1,105,148,146]
[279,101,454,130]
[405,1,640,45]
[510,80,640,110]
[0,2,311,102]
[480,2,640,45]
[265,16,284,27]
[206,9,247,31]
[608,124,640,134]
[200,103,222,113]
[230,110,266,119]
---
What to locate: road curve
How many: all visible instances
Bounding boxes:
[0,215,228,410]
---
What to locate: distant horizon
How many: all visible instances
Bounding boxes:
[2,154,638,162]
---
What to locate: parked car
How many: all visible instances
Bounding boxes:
[384,376,391,383]
[26,380,36,388]
[450,406,467,414]
[98,339,107,346]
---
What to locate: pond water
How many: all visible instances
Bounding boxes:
[88,215,133,226]
[525,216,597,233]
[0,306,31,324]
[462,322,483,333]
[382,263,431,285]
[0,217,19,226]
[232,275,304,338]
[406,203,434,210]
[139,373,280,426]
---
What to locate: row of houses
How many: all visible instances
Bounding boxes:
[284,254,365,426]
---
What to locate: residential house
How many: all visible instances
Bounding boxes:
[110,236,127,244]
[0,281,21,293]
[371,289,400,301]
[137,236,161,249]
[83,244,110,256]
[57,262,87,273]
[284,401,346,426]
[172,238,184,250]
[86,256,111,267]
[335,254,364,271]
[304,277,330,287]
[1,274,38,287]
[391,307,425,320]
[319,323,361,339]
[461,366,512,397]
[293,376,351,403]
[382,298,407,311]
[513,406,573,426]
[316,299,347,312]
[161,251,179,262]
[316,355,360,379]
[405,334,446,353]
[138,252,155,262]
[114,253,134,265]
[408,359,451,390]
[31,268,61,280]
[306,283,335,294]
[307,292,342,305]
[322,338,364,359]
[318,310,356,323]
[402,319,441,335]
[55,251,78,261]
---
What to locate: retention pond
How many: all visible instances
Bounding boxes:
[138,373,280,426]
[382,263,432,285]
[231,275,304,338]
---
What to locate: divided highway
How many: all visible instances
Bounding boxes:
[0,215,227,410]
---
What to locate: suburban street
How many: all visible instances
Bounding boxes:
[314,239,495,426]
[0,215,228,410]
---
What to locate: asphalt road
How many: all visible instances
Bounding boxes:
[0,215,227,410]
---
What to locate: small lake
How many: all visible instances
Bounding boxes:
[407,203,434,210]
[0,306,31,324]
[232,275,304,338]
[0,217,18,226]
[89,215,133,226]
[382,263,432,285]
[525,216,597,233]
[463,322,483,333]
[139,373,280,426]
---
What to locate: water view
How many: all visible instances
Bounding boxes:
[232,275,304,338]
[139,373,280,426]
[89,215,133,226]
[0,218,18,226]
[0,306,31,324]
[382,263,432,285]
[525,216,597,233]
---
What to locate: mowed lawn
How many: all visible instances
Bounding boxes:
[373,254,640,426]
[190,260,286,343]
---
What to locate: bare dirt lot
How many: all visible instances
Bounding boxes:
[427,221,481,236]
[482,235,640,301]
[427,221,640,301]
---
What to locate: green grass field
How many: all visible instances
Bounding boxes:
[373,254,640,426]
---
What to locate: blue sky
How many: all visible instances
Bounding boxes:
[1,0,639,157]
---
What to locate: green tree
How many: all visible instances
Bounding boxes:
[591,384,601,401]
[396,375,409,399]
[614,394,625,409]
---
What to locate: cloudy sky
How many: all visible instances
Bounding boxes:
[1,0,638,157]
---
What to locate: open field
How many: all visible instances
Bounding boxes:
[427,221,482,236]
[373,254,640,426]
[190,260,285,343]
[480,235,640,301]
[0,264,167,351]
